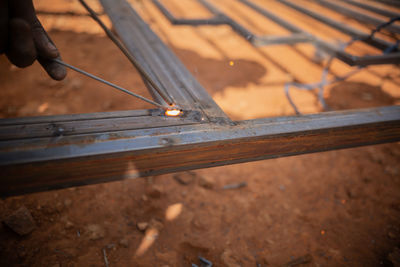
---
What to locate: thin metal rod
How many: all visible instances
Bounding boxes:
[77,0,175,106]
[54,59,169,110]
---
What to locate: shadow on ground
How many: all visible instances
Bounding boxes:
[325,82,396,110]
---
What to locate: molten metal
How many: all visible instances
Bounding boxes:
[165,109,182,117]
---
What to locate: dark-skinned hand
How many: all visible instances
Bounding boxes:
[0,0,66,80]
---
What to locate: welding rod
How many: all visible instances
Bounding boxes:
[53,59,170,110]
[77,0,175,106]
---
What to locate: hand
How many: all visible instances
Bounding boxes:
[0,0,66,80]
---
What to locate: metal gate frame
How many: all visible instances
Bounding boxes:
[153,0,400,66]
[1,0,399,197]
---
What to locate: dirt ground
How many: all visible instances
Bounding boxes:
[1,0,400,266]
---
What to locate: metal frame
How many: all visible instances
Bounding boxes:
[1,0,399,197]
[277,0,397,51]
[312,0,400,34]
[152,0,400,66]
[339,0,400,19]
[153,0,311,46]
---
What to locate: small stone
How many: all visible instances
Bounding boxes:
[385,166,399,176]
[56,202,64,212]
[149,218,164,231]
[141,194,149,202]
[106,243,116,250]
[119,238,129,248]
[221,249,241,267]
[284,254,313,267]
[198,176,215,189]
[64,199,72,207]
[173,171,196,185]
[69,78,82,90]
[146,185,163,198]
[3,206,36,236]
[262,213,273,225]
[85,224,105,240]
[137,222,149,232]
[191,218,206,230]
[65,221,74,229]
[388,232,398,239]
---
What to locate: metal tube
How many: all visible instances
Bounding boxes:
[1,106,399,196]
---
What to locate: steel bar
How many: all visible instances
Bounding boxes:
[78,0,175,106]
[340,0,400,18]
[238,0,399,66]
[314,0,400,34]
[153,0,312,46]
[277,0,398,51]
[372,0,400,8]
[353,52,400,65]
[0,111,202,141]
[101,0,229,122]
[1,106,399,197]
[152,0,225,25]
[238,0,304,33]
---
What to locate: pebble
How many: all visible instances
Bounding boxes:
[146,185,163,198]
[149,218,164,231]
[284,254,313,267]
[106,243,116,250]
[65,221,74,229]
[69,78,82,90]
[64,199,72,207]
[119,238,129,248]
[141,194,149,202]
[137,222,149,232]
[85,224,105,240]
[198,176,215,189]
[388,231,398,240]
[56,202,64,212]
[221,249,241,267]
[3,206,36,236]
[173,171,196,185]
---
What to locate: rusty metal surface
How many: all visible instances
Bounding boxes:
[1,106,399,196]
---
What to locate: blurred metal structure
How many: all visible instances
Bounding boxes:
[153,0,400,66]
[0,0,399,197]
[340,0,400,18]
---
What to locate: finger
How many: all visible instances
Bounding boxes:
[30,18,59,59]
[6,18,36,68]
[10,0,59,59]
[0,0,8,53]
[37,56,67,81]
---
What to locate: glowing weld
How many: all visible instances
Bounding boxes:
[165,109,182,117]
